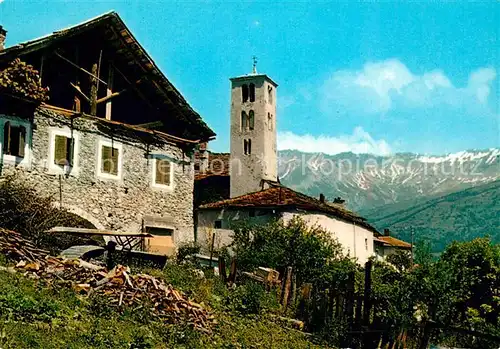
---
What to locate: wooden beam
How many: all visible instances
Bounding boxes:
[96,88,126,105]
[90,63,98,115]
[70,82,90,103]
[105,62,114,120]
[112,64,155,110]
[55,51,108,86]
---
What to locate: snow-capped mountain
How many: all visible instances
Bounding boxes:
[278,148,500,211]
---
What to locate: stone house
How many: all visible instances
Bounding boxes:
[194,70,383,264]
[374,229,412,260]
[0,12,214,255]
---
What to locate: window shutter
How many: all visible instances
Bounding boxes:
[156,159,171,186]
[18,126,26,158]
[102,145,111,173]
[110,147,119,175]
[54,135,68,165]
[3,121,10,154]
[67,137,75,167]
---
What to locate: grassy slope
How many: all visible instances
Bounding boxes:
[366,180,500,252]
[0,263,321,349]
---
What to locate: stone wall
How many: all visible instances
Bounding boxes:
[0,107,195,251]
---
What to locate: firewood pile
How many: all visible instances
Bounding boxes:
[0,228,49,263]
[0,228,215,332]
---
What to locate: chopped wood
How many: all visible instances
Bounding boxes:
[0,228,215,332]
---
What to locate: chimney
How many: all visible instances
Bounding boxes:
[333,197,346,205]
[0,26,6,51]
[384,229,390,237]
[319,193,325,203]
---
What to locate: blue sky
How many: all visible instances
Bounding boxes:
[1,1,498,155]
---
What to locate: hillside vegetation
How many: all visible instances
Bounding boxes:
[366,180,500,252]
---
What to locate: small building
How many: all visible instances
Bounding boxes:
[0,12,214,255]
[197,183,377,263]
[374,229,412,259]
[194,68,380,264]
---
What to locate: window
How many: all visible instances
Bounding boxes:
[365,238,368,251]
[97,139,122,179]
[268,86,273,104]
[242,84,249,102]
[54,135,74,166]
[267,113,273,131]
[48,128,80,175]
[243,139,252,155]
[249,83,255,102]
[148,227,174,236]
[3,122,26,158]
[241,111,248,131]
[248,110,255,130]
[154,158,173,187]
[214,220,222,229]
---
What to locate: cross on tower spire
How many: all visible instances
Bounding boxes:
[252,56,258,74]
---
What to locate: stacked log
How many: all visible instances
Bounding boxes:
[0,228,214,332]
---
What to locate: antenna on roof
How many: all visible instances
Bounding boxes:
[252,56,258,74]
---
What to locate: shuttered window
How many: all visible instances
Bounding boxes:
[101,145,119,175]
[155,158,172,186]
[3,122,26,158]
[54,135,74,166]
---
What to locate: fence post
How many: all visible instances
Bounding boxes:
[228,257,237,284]
[281,266,293,310]
[362,260,373,348]
[342,270,355,348]
[218,256,227,283]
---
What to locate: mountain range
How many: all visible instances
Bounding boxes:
[278,148,499,251]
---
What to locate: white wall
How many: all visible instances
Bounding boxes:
[281,211,375,264]
[197,208,375,264]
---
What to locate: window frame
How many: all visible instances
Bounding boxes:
[0,117,31,166]
[151,155,174,190]
[47,127,80,175]
[96,138,123,180]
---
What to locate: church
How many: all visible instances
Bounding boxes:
[194,68,384,264]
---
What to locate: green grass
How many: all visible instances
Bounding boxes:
[0,263,323,349]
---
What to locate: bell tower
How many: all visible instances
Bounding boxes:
[229,65,278,198]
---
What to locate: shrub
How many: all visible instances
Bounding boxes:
[0,175,99,253]
[231,216,356,289]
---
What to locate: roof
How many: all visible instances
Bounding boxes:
[375,236,412,249]
[0,11,215,141]
[230,73,278,87]
[199,186,379,233]
[194,151,230,180]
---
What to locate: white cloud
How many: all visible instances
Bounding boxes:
[278,127,392,156]
[320,59,497,115]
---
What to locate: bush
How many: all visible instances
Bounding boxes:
[231,216,356,289]
[0,176,99,254]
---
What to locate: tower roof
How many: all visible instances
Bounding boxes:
[230,73,278,87]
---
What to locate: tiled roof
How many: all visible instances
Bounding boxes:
[199,186,378,233]
[194,152,230,180]
[376,236,412,249]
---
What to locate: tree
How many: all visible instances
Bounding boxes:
[230,216,356,289]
